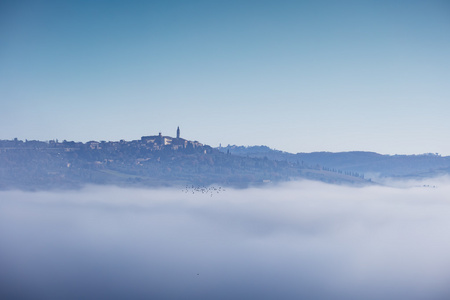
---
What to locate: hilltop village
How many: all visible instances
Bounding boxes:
[0,127,369,190]
[76,127,205,152]
[1,127,205,153]
[140,127,203,150]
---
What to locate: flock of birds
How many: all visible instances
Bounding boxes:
[182,185,226,197]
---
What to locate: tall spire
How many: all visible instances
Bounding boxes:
[177,126,180,139]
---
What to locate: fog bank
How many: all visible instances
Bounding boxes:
[1,179,450,299]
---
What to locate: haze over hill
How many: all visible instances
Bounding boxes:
[0,129,369,191]
[1,128,449,191]
[218,145,450,180]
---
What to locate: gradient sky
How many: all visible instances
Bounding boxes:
[1,0,449,154]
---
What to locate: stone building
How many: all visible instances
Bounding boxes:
[140,127,202,150]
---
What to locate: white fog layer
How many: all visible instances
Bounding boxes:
[1,179,450,300]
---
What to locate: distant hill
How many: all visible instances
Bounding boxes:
[218,145,450,179]
[0,138,370,190]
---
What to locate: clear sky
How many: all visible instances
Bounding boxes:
[1,0,449,155]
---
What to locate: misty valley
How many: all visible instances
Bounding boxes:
[1,180,450,299]
[1,136,450,299]
[3,0,449,299]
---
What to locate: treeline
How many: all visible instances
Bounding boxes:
[0,139,370,190]
[219,145,450,178]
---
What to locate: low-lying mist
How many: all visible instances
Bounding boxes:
[1,178,450,300]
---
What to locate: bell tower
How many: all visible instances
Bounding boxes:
[176,126,180,139]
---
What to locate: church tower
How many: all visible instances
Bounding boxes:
[176,126,180,139]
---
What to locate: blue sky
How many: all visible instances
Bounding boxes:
[1,0,449,154]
